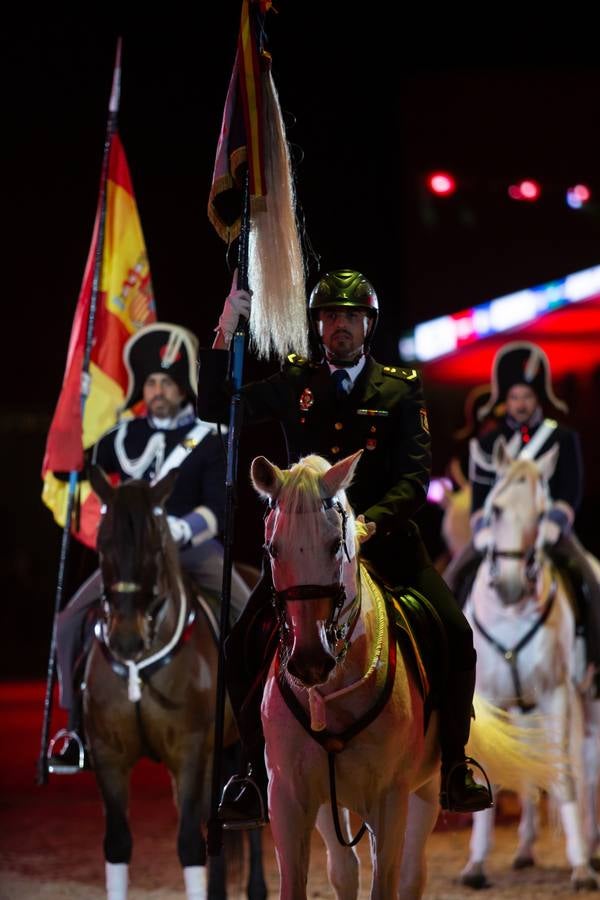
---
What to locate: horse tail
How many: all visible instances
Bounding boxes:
[467,692,570,793]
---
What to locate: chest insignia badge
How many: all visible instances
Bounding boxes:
[299,388,314,411]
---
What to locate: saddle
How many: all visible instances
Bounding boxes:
[382,578,447,733]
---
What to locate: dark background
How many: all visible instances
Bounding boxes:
[3,6,600,676]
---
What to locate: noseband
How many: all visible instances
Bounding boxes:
[487,545,539,587]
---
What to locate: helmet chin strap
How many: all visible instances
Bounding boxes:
[325,348,364,367]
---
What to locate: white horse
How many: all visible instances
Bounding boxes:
[251,450,560,900]
[462,438,600,890]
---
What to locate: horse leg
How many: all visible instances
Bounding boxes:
[246,829,268,900]
[582,698,600,867]
[269,777,316,900]
[513,790,539,869]
[172,757,208,900]
[398,777,440,900]
[460,801,496,890]
[94,762,132,900]
[544,683,599,890]
[314,804,360,900]
[367,785,408,900]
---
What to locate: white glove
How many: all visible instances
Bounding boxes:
[537,516,562,547]
[472,514,492,552]
[217,269,251,340]
[167,515,192,547]
[356,514,376,544]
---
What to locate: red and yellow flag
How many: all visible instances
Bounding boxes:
[208,0,271,242]
[41,131,156,547]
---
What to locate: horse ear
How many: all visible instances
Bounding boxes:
[491,436,512,474]
[150,468,180,507]
[537,443,559,482]
[251,456,284,500]
[320,450,363,498]
[89,465,115,504]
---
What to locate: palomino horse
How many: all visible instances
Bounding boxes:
[251,450,556,900]
[462,438,600,891]
[85,467,266,900]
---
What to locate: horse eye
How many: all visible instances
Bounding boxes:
[491,505,501,518]
[330,538,342,557]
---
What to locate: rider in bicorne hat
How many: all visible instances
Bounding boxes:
[197,268,493,828]
[47,322,251,773]
[449,340,600,689]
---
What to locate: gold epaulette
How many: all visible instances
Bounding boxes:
[285,352,319,369]
[382,366,418,381]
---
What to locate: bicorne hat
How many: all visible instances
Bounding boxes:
[120,322,199,411]
[478,341,568,419]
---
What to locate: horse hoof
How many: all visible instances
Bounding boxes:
[573,877,599,891]
[460,872,491,890]
[513,855,535,870]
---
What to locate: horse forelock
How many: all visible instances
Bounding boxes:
[272,456,354,547]
[487,458,545,512]
[100,480,178,597]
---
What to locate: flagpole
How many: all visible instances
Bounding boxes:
[207,167,251,855]
[36,38,122,786]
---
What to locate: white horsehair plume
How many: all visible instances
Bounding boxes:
[248,67,308,362]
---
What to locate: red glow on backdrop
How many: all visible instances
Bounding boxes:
[427,171,456,196]
[422,300,600,384]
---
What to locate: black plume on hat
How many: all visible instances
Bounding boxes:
[120,322,199,411]
[478,341,568,419]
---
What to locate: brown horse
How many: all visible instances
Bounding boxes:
[85,466,266,900]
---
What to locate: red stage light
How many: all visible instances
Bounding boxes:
[508,179,541,201]
[426,172,456,196]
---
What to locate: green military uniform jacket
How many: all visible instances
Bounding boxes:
[197,350,431,561]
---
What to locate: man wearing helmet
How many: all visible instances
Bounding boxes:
[466,341,600,688]
[197,269,493,827]
[47,322,250,774]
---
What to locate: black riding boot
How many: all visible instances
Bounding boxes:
[548,537,600,697]
[439,666,493,813]
[218,730,269,830]
[217,576,277,829]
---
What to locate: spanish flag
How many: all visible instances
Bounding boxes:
[41,131,156,548]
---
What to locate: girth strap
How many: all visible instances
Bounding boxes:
[472,583,556,713]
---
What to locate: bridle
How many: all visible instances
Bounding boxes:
[486,544,540,588]
[266,496,361,660]
[96,502,193,701]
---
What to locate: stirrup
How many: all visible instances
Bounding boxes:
[47,729,87,774]
[217,773,267,830]
[440,756,494,813]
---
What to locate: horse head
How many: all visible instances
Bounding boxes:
[484,440,559,605]
[251,450,362,687]
[90,465,180,661]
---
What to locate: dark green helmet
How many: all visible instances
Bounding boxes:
[309,269,379,352]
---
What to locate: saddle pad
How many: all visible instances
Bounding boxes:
[387,585,447,724]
